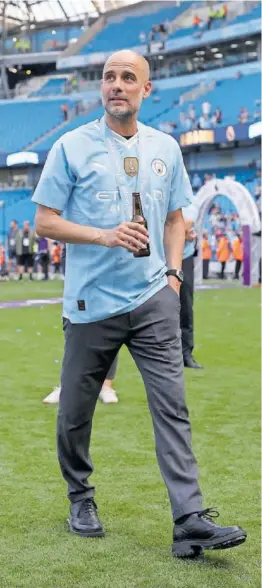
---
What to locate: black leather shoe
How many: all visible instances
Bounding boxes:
[183,355,204,369]
[68,498,105,537]
[172,508,247,558]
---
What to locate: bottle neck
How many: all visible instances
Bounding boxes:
[132,192,144,219]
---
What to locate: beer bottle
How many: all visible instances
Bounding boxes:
[131,192,150,257]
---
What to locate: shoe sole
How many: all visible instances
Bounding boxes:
[67,519,105,538]
[172,530,247,558]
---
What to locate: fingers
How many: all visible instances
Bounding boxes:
[125,222,148,237]
[117,239,141,253]
[117,231,147,251]
[118,224,149,246]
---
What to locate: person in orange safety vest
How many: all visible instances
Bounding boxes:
[216,233,230,279]
[52,242,61,275]
[202,231,212,279]
[232,233,243,280]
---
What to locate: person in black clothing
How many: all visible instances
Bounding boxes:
[16,221,35,280]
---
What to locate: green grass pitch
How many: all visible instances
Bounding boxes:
[0,281,260,587]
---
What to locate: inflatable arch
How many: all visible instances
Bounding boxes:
[193,178,261,286]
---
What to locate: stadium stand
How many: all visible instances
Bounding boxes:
[168,2,261,40]
[80,4,189,54]
[0,99,75,152]
[30,70,260,152]
[30,77,68,97]
[34,104,104,151]
[154,73,261,131]
[0,0,260,255]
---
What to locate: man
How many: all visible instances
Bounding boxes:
[15,220,35,280]
[202,231,212,279]
[37,235,50,280]
[32,50,246,559]
[180,201,203,369]
[232,233,243,280]
[7,219,18,275]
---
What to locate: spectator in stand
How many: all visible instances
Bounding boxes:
[71,77,78,92]
[238,107,249,124]
[15,220,35,281]
[139,32,146,43]
[253,100,261,120]
[221,4,228,20]
[193,15,201,28]
[202,100,211,117]
[188,103,196,124]
[202,231,212,279]
[207,6,217,29]
[199,113,212,129]
[192,173,202,192]
[210,112,217,126]
[203,173,212,184]
[232,233,243,280]
[215,107,222,124]
[61,103,69,122]
[216,232,230,279]
[184,116,192,130]
[7,219,18,275]
[158,121,177,134]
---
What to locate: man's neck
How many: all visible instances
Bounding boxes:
[105,113,137,137]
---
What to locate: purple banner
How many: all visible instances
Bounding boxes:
[242,225,251,286]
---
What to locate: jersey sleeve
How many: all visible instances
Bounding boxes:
[168,141,193,212]
[32,139,75,212]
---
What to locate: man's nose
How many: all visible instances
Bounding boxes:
[112,77,124,92]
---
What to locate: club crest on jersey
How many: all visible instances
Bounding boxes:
[124,157,139,177]
[151,159,167,176]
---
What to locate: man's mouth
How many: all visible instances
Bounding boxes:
[109,97,127,103]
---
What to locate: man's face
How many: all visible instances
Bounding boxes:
[101,57,151,120]
[24,222,30,231]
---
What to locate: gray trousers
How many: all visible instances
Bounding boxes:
[57,285,203,520]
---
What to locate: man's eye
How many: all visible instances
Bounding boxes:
[125,74,134,81]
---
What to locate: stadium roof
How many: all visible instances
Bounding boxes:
[0,0,141,27]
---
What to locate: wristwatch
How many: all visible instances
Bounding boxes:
[166,269,184,283]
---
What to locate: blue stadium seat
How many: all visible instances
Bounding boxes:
[80,4,190,54]
[30,77,68,97]
[0,99,74,152]
[35,105,105,151]
[156,73,260,131]
[168,2,261,40]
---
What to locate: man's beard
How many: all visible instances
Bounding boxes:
[104,103,137,120]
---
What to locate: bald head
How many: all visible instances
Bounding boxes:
[103,50,150,82]
[101,49,152,125]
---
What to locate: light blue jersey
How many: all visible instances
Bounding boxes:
[32,116,193,323]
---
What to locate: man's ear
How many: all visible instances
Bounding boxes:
[143,80,152,99]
